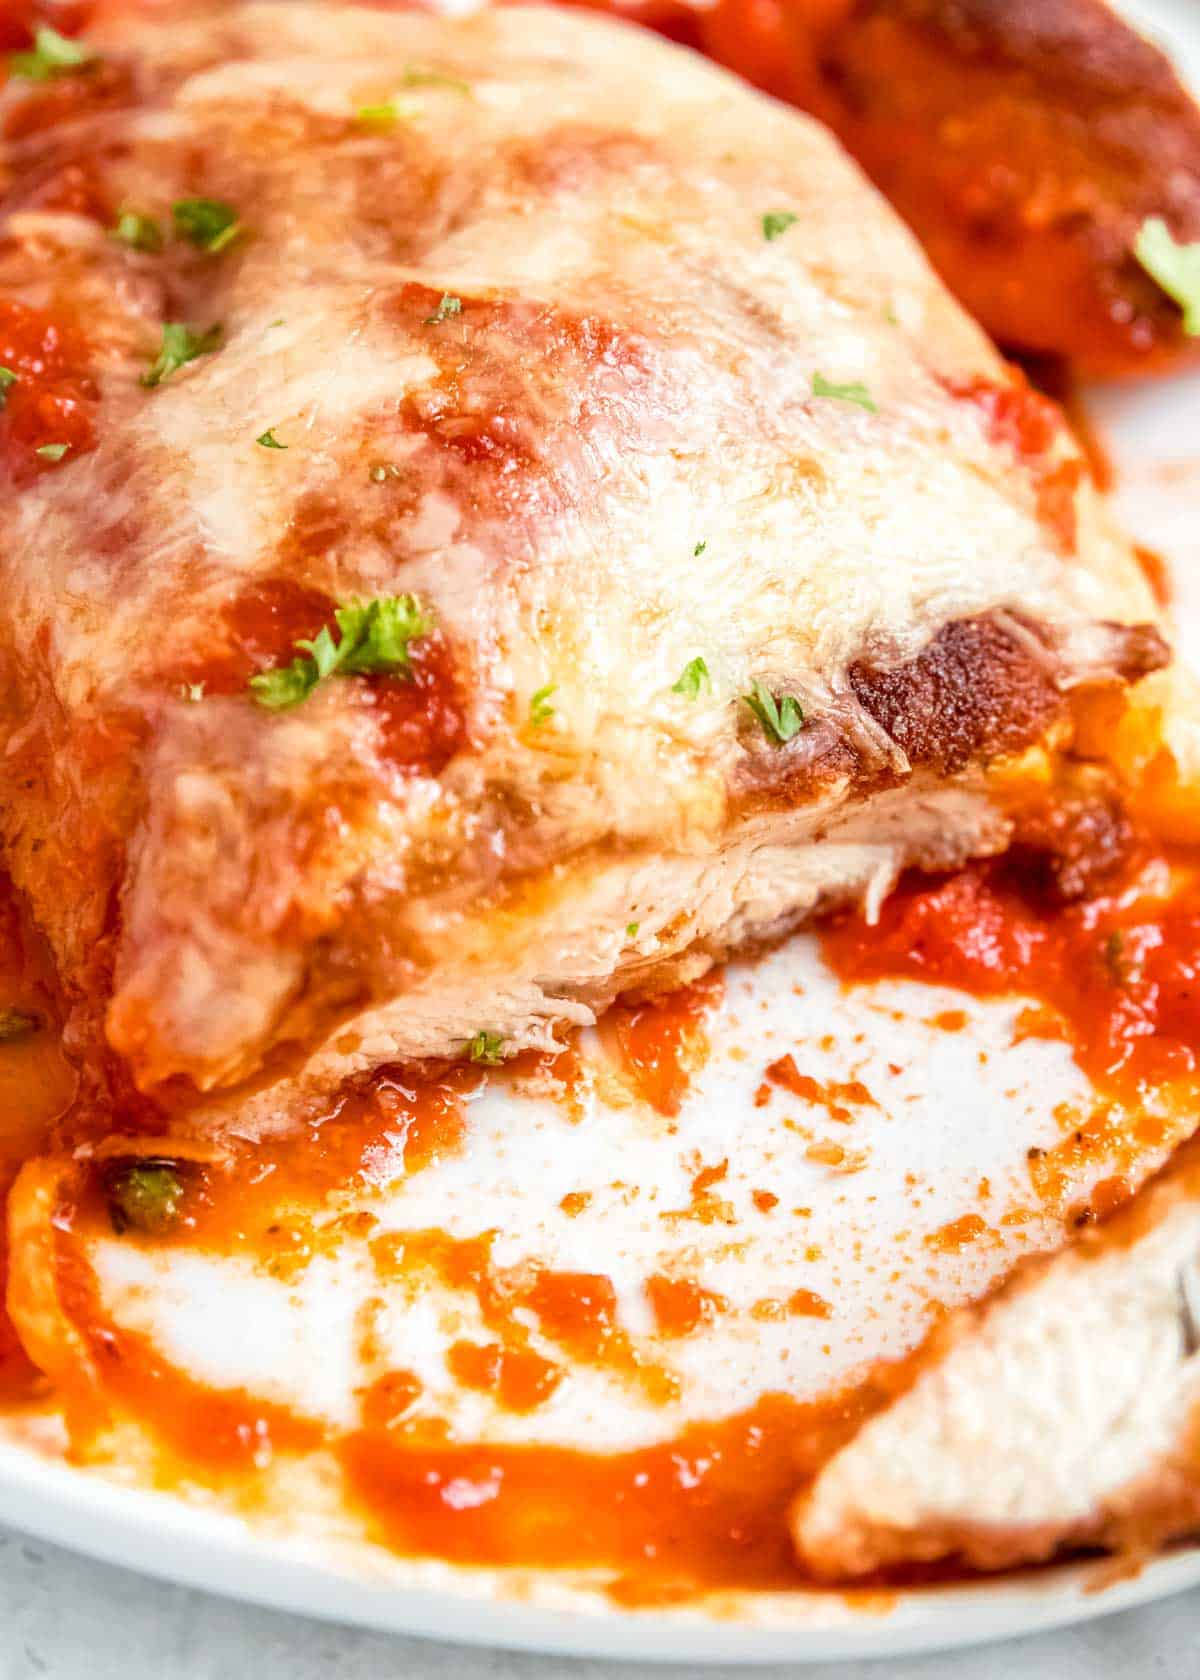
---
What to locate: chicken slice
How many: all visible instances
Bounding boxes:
[793,1139,1200,1579]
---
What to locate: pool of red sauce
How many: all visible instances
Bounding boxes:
[822,843,1200,1102]
[0,832,1194,1596]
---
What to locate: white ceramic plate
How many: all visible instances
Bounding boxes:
[2,0,1200,1662]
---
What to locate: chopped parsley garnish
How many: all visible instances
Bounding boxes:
[425,293,462,326]
[112,210,163,253]
[35,442,69,461]
[108,1161,185,1237]
[693,540,707,556]
[467,1030,505,1066]
[9,25,96,80]
[625,921,640,939]
[529,684,556,727]
[0,367,16,410]
[402,63,470,94]
[812,373,877,412]
[141,322,222,388]
[1103,929,1143,988]
[672,656,711,699]
[0,1007,40,1044]
[256,428,287,450]
[172,197,242,253]
[744,680,804,744]
[357,101,411,127]
[762,210,798,243]
[1135,217,1200,336]
[250,594,431,711]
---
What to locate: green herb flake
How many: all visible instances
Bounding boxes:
[812,372,877,412]
[402,63,470,94]
[256,428,287,450]
[357,101,400,127]
[141,322,222,388]
[467,1029,505,1066]
[172,197,242,253]
[1134,217,1200,336]
[9,25,96,81]
[1103,929,1143,988]
[625,921,640,939]
[693,539,707,556]
[108,1161,185,1237]
[0,367,17,410]
[112,210,163,253]
[672,656,711,699]
[0,1007,40,1044]
[424,293,463,326]
[529,684,556,727]
[762,210,798,243]
[35,442,69,461]
[250,594,432,711]
[743,679,804,745]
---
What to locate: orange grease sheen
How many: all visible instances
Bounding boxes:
[609,970,724,1115]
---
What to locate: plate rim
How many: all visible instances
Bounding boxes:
[2,1431,1199,1664]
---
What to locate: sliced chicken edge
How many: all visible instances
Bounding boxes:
[791,1136,1200,1580]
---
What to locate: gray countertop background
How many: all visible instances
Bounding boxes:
[0,1525,1195,1680]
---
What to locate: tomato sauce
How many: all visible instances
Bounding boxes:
[605,969,724,1115]
[946,374,1081,551]
[164,579,468,777]
[820,842,1200,1102]
[0,3,93,58]
[338,1383,887,1595]
[762,1053,877,1122]
[72,1064,479,1272]
[0,299,97,486]
[372,1226,681,1406]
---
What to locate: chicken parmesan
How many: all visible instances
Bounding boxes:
[0,0,1178,1123]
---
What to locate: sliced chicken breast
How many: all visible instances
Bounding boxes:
[793,1139,1200,1579]
[0,3,1169,1111]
